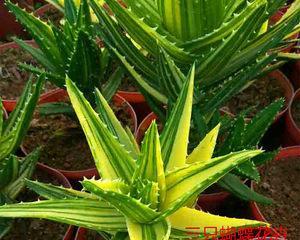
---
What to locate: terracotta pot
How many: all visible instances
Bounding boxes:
[249,146,300,238]
[36,163,76,240]
[284,88,300,145]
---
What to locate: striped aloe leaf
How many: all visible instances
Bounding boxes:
[0,76,268,239]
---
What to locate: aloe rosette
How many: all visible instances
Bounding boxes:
[83,0,294,203]
[0,69,268,239]
[5,0,123,104]
[83,0,300,105]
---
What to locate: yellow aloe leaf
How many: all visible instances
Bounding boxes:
[187,124,220,164]
[161,65,195,172]
[126,217,171,240]
[170,207,269,235]
[162,150,262,211]
[85,179,130,194]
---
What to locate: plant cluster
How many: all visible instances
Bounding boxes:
[0,75,43,237]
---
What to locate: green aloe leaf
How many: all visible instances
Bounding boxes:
[64,0,78,25]
[4,149,40,200]
[68,30,102,101]
[90,0,157,79]
[157,47,185,103]
[1,75,44,157]
[0,155,19,190]
[219,174,272,204]
[25,179,98,200]
[101,67,123,101]
[103,0,193,63]
[243,98,284,147]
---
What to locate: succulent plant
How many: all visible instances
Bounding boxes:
[5,0,123,104]
[0,75,44,237]
[0,69,268,239]
[83,0,293,203]
[83,0,299,113]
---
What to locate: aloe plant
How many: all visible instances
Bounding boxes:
[75,0,295,203]
[0,75,44,237]
[5,0,123,104]
[85,0,300,114]
[0,69,269,239]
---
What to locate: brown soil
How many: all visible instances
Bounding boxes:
[2,169,69,240]
[291,99,300,128]
[226,76,285,118]
[119,76,138,92]
[111,103,136,132]
[38,7,63,26]
[254,157,300,239]
[85,230,104,240]
[23,103,135,171]
[0,47,55,99]
[202,184,226,194]
[23,113,95,171]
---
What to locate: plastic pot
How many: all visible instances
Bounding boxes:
[268,70,294,122]
[284,88,300,145]
[135,112,157,144]
[249,146,300,238]
[117,91,152,123]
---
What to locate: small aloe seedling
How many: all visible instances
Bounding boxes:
[6,0,123,104]
[0,68,268,239]
[0,75,44,237]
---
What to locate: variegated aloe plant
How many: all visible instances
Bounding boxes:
[0,75,44,237]
[0,68,268,239]
[81,0,294,203]
[6,0,123,104]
